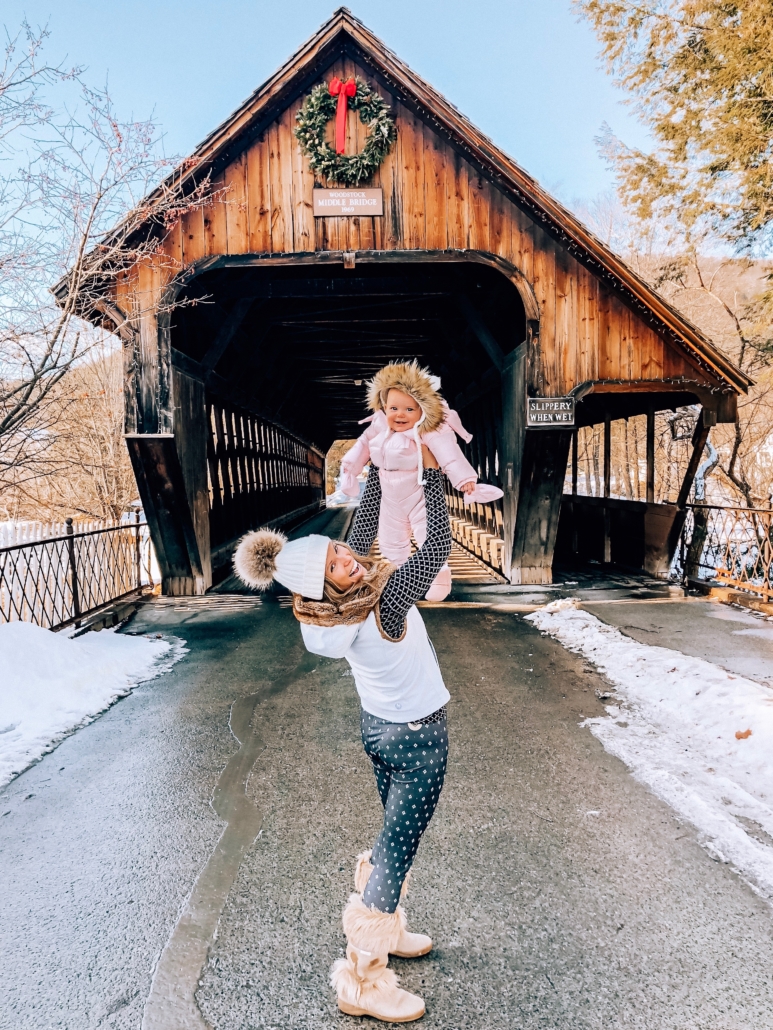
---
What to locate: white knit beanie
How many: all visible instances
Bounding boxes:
[233,529,329,599]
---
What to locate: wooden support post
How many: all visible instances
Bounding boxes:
[647,409,714,579]
[509,429,573,583]
[125,434,207,596]
[499,346,527,580]
[676,411,713,509]
[603,413,611,563]
[646,407,655,504]
[571,428,578,555]
[172,367,212,591]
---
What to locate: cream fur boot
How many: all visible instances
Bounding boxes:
[331,894,425,1022]
[354,851,432,958]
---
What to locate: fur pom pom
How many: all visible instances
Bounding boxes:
[233,528,286,589]
[330,956,359,996]
[367,360,444,434]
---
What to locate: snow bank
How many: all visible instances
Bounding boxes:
[526,600,773,900]
[0,622,186,786]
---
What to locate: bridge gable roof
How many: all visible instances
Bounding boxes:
[119,9,753,394]
[167,9,750,393]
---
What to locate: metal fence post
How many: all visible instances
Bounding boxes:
[680,516,687,588]
[66,518,81,626]
[134,509,142,589]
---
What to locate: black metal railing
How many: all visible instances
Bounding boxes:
[676,504,773,601]
[0,513,152,630]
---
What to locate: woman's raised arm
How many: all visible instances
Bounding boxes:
[346,465,381,556]
[377,468,451,640]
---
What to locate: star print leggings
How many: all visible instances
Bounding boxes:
[360,708,449,913]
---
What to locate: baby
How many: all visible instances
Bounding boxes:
[340,361,503,601]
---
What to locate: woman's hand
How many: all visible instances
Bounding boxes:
[421,444,440,470]
[459,480,476,495]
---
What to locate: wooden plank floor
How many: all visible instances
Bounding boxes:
[368,538,505,585]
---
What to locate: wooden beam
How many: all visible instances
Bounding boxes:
[456,295,505,371]
[651,411,715,580]
[603,412,612,563]
[646,407,655,504]
[172,368,212,591]
[171,348,293,430]
[125,434,206,595]
[510,429,573,584]
[500,347,526,579]
[572,380,736,424]
[676,412,712,509]
[571,428,579,555]
[200,297,258,372]
[208,276,453,303]
[453,366,501,410]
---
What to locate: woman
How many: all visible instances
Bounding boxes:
[234,450,451,1023]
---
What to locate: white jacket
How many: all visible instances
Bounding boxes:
[300,606,450,722]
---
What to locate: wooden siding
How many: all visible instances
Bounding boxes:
[117,57,724,400]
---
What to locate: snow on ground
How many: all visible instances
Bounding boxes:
[526,599,773,901]
[0,622,186,787]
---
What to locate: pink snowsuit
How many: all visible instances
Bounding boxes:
[340,405,502,600]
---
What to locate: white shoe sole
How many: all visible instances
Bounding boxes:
[390,942,433,958]
[338,999,426,1021]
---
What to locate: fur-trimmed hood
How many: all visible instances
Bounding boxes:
[367,361,444,435]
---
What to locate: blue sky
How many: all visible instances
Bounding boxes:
[3,0,649,205]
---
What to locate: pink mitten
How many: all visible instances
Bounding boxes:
[339,467,361,498]
[463,483,504,505]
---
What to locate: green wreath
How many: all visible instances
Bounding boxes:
[294,77,397,186]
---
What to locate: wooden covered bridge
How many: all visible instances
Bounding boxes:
[74,9,749,595]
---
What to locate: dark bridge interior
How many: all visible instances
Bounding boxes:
[171,260,527,451]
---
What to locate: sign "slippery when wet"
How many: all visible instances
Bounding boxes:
[527,397,575,427]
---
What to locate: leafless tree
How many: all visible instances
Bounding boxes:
[4,340,137,521]
[0,22,218,495]
[649,253,773,507]
[574,194,773,506]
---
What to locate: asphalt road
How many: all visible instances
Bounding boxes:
[2,594,772,1029]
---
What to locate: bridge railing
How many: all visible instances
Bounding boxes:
[676,503,772,601]
[444,483,506,574]
[0,513,153,630]
[206,399,326,563]
[450,394,506,573]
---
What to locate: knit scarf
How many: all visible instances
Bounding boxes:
[292,559,395,628]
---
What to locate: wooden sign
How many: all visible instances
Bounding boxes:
[313,188,383,217]
[527,397,575,427]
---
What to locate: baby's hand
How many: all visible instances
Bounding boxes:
[459,480,476,495]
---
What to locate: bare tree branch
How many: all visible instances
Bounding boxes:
[0,25,219,496]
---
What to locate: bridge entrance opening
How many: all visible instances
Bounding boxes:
[167,256,527,587]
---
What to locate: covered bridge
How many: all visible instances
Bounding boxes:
[71,9,749,595]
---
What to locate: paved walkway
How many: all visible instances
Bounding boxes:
[585,596,773,685]
[2,517,772,1028]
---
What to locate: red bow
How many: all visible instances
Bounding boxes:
[329,77,356,154]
